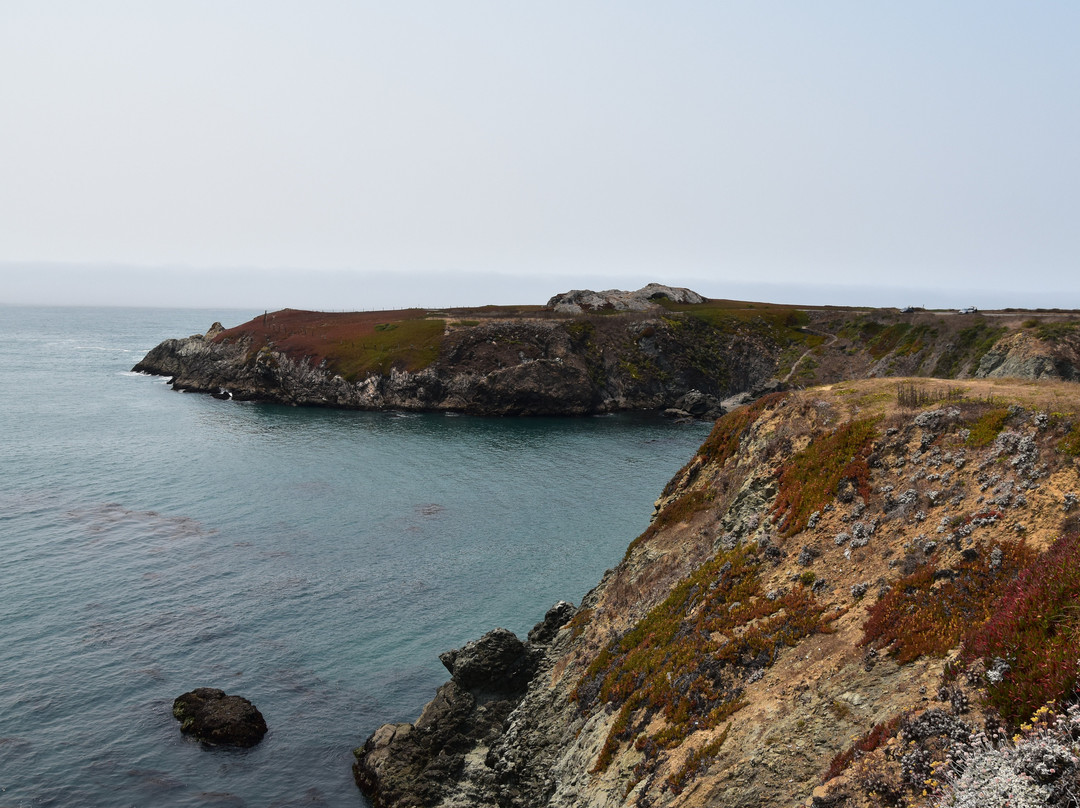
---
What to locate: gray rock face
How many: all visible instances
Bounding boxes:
[172,688,267,747]
[546,283,706,314]
[354,608,578,808]
[439,628,537,699]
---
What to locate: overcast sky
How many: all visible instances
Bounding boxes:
[1,2,1077,311]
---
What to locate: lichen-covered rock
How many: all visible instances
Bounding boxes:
[172,688,267,747]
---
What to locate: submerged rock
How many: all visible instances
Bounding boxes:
[172,688,267,747]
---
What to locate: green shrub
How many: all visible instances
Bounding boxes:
[576,544,832,779]
[333,318,444,380]
[1060,423,1080,456]
[965,407,1011,448]
[771,419,877,536]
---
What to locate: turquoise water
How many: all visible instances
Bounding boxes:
[0,306,711,807]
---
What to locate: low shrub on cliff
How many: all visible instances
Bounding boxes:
[575,543,834,782]
[823,714,905,783]
[931,321,1007,379]
[962,531,1080,727]
[861,541,1035,664]
[772,418,878,537]
[1060,422,1080,456]
[1035,320,1080,344]
[964,407,1011,448]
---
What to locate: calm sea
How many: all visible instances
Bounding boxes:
[0,306,711,808]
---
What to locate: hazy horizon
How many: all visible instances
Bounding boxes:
[2,3,1077,311]
[1,262,1073,314]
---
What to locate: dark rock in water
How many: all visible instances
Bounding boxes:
[439,628,537,699]
[672,389,725,419]
[172,688,267,747]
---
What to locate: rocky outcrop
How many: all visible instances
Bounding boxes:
[546,284,706,314]
[354,606,575,808]
[133,294,1080,416]
[133,311,778,416]
[354,379,1080,807]
[975,330,1080,381]
[172,688,267,747]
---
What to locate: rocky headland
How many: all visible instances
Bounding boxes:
[132,286,1080,417]
[354,377,1080,808]
[132,287,1080,805]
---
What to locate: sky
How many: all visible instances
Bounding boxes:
[1,1,1077,311]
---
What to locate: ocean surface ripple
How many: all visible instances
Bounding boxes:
[0,306,711,807]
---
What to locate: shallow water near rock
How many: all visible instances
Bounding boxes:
[0,305,711,807]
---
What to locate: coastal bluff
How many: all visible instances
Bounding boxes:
[354,378,1080,807]
[133,287,1080,416]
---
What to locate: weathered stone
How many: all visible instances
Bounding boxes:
[172,688,267,747]
[546,283,705,313]
[526,601,576,645]
[439,628,536,698]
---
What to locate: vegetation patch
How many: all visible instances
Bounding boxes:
[332,318,445,380]
[931,321,1007,379]
[867,323,912,359]
[575,544,833,783]
[667,724,729,795]
[861,541,1036,664]
[656,299,821,352]
[1035,320,1080,344]
[964,407,1011,448]
[962,531,1080,727]
[771,419,878,537]
[1060,422,1080,456]
[823,714,904,782]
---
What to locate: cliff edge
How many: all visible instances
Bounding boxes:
[355,378,1080,807]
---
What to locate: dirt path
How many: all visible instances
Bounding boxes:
[783,332,839,384]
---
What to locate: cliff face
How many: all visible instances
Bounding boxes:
[355,378,1080,808]
[132,309,780,416]
[133,294,1080,417]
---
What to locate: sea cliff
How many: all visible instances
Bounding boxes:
[133,289,1080,417]
[355,378,1080,807]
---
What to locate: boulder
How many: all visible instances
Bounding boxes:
[672,389,724,419]
[172,688,267,747]
[438,628,536,699]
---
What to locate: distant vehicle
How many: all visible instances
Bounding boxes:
[957,306,978,314]
[900,306,919,313]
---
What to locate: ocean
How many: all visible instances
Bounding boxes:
[0,305,712,807]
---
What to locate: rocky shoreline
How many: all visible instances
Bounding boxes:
[132,288,1080,419]
[352,378,1080,807]
[132,288,781,417]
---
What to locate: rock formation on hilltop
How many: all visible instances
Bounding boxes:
[354,378,1080,807]
[546,284,707,314]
